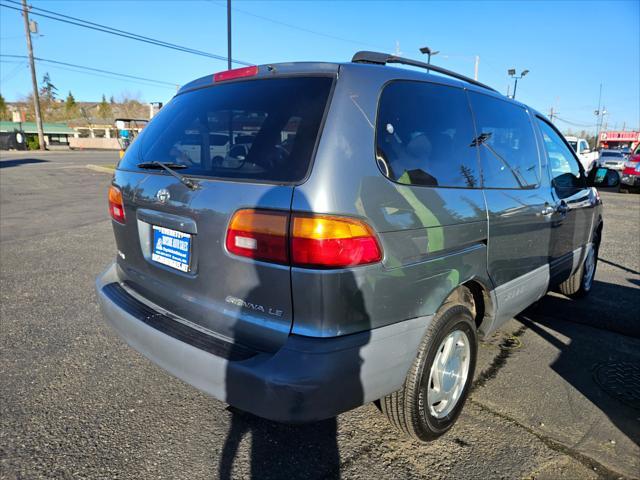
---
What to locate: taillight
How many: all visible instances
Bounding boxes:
[108,185,125,224]
[226,209,289,263]
[291,214,382,268]
[214,65,259,83]
[226,210,383,268]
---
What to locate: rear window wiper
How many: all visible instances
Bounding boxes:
[137,161,199,190]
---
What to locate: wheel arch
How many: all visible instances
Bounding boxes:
[440,278,495,338]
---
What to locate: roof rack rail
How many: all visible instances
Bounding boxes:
[352,51,498,93]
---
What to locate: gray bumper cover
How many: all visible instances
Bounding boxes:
[96,263,430,422]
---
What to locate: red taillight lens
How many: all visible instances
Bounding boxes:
[226,209,289,263]
[108,185,125,224]
[214,65,258,83]
[226,210,383,268]
[291,214,382,268]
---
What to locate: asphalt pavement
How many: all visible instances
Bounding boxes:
[1,150,639,480]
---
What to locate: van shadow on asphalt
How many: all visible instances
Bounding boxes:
[533,279,640,338]
[0,158,48,168]
[517,291,640,448]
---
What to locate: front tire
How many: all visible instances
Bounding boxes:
[380,297,477,442]
[559,230,600,298]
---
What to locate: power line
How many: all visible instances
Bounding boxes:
[0,0,252,66]
[554,116,598,128]
[1,54,179,89]
[0,60,27,82]
[210,0,388,50]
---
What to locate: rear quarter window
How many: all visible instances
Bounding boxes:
[119,76,333,183]
[375,81,480,188]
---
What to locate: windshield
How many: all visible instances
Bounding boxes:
[119,76,333,183]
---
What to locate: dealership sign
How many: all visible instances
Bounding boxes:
[600,131,640,141]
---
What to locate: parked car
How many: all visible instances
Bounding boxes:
[96,52,618,442]
[598,149,626,170]
[565,136,599,172]
[619,145,640,193]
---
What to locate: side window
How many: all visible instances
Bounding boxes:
[579,140,589,153]
[376,81,480,188]
[536,118,586,195]
[468,92,540,189]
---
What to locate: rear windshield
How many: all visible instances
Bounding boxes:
[601,151,623,157]
[119,76,333,182]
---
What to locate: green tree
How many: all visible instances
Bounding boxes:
[64,91,77,116]
[39,72,58,101]
[0,93,8,120]
[97,94,112,121]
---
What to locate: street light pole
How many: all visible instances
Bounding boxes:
[21,0,45,150]
[419,46,439,73]
[508,68,529,99]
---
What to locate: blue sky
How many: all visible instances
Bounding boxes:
[1,0,638,132]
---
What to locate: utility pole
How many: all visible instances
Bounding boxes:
[21,0,45,150]
[474,56,479,81]
[594,83,603,149]
[226,0,232,71]
[394,40,402,56]
[549,106,556,123]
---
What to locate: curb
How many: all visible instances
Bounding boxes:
[86,164,115,174]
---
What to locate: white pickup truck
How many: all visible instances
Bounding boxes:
[565,136,599,172]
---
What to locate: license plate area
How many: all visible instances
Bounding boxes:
[151,225,192,272]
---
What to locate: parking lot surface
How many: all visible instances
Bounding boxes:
[1,151,639,480]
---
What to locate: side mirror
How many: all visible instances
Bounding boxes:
[588,167,620,187]
[581,148,590,154]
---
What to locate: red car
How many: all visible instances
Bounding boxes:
[619,144,640,193]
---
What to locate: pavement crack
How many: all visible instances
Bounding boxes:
[468,399,630,480]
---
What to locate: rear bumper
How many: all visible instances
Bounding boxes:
[96,263,429,422]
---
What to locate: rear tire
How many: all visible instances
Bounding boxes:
[380,290,477,442]
[558,230,600,298]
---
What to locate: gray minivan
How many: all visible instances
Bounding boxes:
[96,52,619,441]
